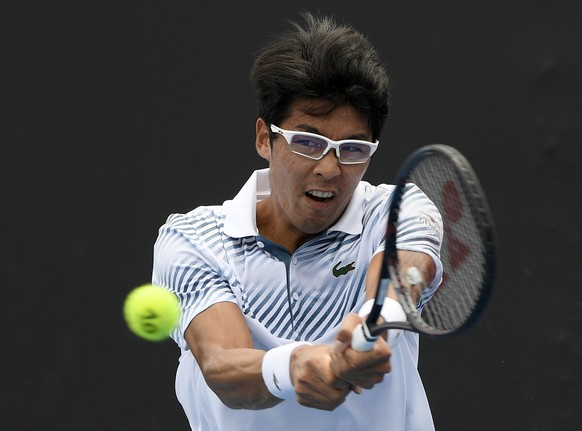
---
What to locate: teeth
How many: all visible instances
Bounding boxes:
[308,190,334,198]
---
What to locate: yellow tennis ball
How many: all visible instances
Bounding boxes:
[123,284,180,341]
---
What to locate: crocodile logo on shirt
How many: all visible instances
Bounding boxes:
[333,261,356,277]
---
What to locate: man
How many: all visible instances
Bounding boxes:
[153,12,443,431]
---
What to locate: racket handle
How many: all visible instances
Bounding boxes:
[351,321,377,351]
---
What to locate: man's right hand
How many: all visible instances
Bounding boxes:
[289,344,352,411]
[330,313,392,390]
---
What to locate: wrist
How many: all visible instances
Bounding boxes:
[357,298,407,346]
[262,342,311,400]
[358,298,405,321]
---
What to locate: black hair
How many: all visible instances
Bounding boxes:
[250,12,390,140]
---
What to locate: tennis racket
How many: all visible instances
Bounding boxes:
[352,144,496,351]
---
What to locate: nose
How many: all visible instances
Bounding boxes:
[314,149,341,179]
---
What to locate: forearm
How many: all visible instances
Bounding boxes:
[186,303,350,411]
[198,346,281,410]
[366,250,435,302]
[185,303,282,410]
[196,340,350,411]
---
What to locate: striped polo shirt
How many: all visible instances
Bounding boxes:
[152,168,442,431]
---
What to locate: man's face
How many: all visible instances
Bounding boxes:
[255,99,374,250]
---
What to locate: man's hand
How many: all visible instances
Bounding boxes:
[330,313,392,390]
[289,345,352,411]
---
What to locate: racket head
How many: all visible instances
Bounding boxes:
[370,144,496,337]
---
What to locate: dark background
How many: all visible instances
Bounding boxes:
[2,0,581,429]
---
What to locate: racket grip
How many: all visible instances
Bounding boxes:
[351,321,377,351]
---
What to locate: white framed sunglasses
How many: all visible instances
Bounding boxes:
[269,124,379,164]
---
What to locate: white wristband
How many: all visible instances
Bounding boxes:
[262,342,311,400]
[357,298,407,346]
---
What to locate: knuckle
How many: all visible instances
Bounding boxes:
[297,398,312,409]
[293,383,309,398]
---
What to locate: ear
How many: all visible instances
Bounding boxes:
[255,118,272,161]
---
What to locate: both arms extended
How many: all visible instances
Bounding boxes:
[185,250,435,411]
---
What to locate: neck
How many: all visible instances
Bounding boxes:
[256,200,317,254]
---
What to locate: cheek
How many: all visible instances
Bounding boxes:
[272,150,304,176]
[345,165,368,184]
[270,153,300,187]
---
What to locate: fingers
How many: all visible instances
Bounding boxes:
[331,314,392,390]
[334,313,363,351]
[294,375,350,411]
[331,345,391,389]
[288,320,394,412]
[290,345,351,411]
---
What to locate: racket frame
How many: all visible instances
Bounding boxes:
[366,144,496,338]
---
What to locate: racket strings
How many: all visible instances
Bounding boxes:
[408,154,488,332]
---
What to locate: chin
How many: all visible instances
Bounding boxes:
[297,218,335,235]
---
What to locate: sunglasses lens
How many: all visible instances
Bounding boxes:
[289,135,328,158]
[338,143,373,163]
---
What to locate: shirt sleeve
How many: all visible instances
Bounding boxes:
[152,211,239,350]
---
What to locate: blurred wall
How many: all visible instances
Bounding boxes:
[2,1,581,429]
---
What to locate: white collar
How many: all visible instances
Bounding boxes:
[223,168,366,238]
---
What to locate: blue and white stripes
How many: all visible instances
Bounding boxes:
[152,172,442,350]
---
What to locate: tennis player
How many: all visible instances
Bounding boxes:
[153,12,443,431]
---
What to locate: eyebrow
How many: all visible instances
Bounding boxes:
[293,123,371,141]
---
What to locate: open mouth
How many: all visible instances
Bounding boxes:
[306,190,335,202]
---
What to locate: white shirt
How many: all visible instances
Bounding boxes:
[152,168,443,431]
